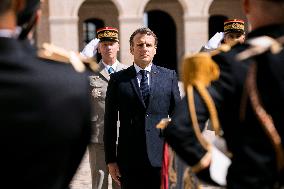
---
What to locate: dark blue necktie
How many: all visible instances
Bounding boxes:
[139,70,150,105]
[108,67,115,74]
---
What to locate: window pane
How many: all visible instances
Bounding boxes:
[83,19,105,45]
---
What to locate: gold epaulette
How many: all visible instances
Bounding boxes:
[182,52,220,88]
[38,43,99,73]
[182,52,222,151]
[236,36,283,61]
[209,43,232,56]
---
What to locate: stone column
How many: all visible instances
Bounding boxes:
[114,0,149,65]
[119,16,144,66]
[184,15,209,54]
[48,0,84,51]
[49,17,79,51]
[180,0,213,54]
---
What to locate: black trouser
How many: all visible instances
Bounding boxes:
[119,127,161,189]
[120,165,161,189]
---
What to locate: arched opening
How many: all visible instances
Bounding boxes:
[209,15,228,38]
[208,0,246,36]
[144,0,184,75]
[78,0,119,51]
[145,10,177,72]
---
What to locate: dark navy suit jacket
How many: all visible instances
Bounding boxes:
[104,64,180,171]
[0,37,91,189]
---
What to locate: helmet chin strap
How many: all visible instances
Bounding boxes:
[17,0,40,40]
[18,11,38,40]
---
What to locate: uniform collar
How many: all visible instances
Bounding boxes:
[102,59,119,72]
[0,27,21,38]
[0,29,17,38]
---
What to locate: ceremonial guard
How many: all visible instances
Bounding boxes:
[0,0,97,188]
[164,0,284,188]
[201,19,246,52]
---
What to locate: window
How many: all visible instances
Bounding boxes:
[209,15,228,39]
[83,19,104,46]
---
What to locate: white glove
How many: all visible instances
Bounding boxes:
[204,32,224,50]
[80,38,100,58]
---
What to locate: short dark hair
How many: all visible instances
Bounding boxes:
[129,27,158,47]
[0,0,12,15]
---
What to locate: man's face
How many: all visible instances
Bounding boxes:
[224,32,245,46]
[130,33,157,68]
[98,41,119,60]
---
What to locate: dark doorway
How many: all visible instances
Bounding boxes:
[83,19,104,44]
[209,15,228,39]
[83,19,104,61]
[146,11,177,72]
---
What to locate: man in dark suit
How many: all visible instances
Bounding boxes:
[104,27,180,189]
[0,1,92,188]
[164,0,284,188]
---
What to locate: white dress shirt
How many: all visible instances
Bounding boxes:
[0,27,21,38]
[102,60,119,73]
[134,63,152,88]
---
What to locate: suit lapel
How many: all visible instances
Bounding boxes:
[129,65,146,108]
[148,65,158,107]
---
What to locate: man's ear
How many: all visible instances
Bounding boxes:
[223,34,228,44]
[153,46,157,55]
[97,43,101,54]
[130,46,134,55]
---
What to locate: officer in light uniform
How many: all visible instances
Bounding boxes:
[88,27,127,189]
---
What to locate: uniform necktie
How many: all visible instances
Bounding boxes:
[139,70,150,105]
[108,67,115,74]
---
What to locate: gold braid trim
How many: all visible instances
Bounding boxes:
[182,53,220,89]
[246,63,284,171]
[224,23,245,32]
[182,52,223,175]
[187,85,211,150]
[182,53,222,143]
[168,147,177,185]
[181,52,227,188]
[195,83,222,136]
[38,43,98,72]
[183,167,202,189]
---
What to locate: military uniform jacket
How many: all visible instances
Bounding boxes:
[89,60,127,144]
[0,37,91,189]
[164,24,284,189]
